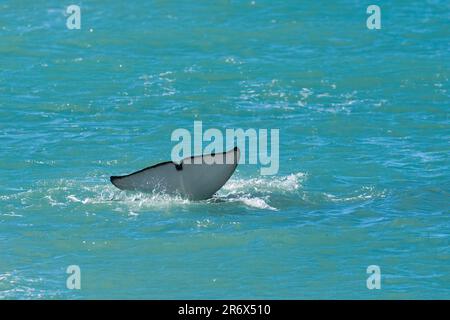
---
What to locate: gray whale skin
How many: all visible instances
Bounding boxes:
[110,147,240,200]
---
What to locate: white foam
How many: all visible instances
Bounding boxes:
[214,172,305,211]
[324,186,387,203]
[221,172,305,193]
[240,197,278,211]
[69,184,191,210]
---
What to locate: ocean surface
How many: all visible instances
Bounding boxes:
[0,1,449,299]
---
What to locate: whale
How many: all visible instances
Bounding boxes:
[110,147,240,200]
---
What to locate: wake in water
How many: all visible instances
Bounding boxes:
[0,173,306,215]
[81,172,305,211]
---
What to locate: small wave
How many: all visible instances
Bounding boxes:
[0,271,61,299]
[323,186,387,203]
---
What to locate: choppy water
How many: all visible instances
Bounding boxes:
[1,1,449,299]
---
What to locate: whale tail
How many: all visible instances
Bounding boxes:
[110,147,240,200]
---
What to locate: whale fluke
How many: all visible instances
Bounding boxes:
[110,147,240,200]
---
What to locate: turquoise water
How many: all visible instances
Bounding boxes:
[1,1,449,299]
